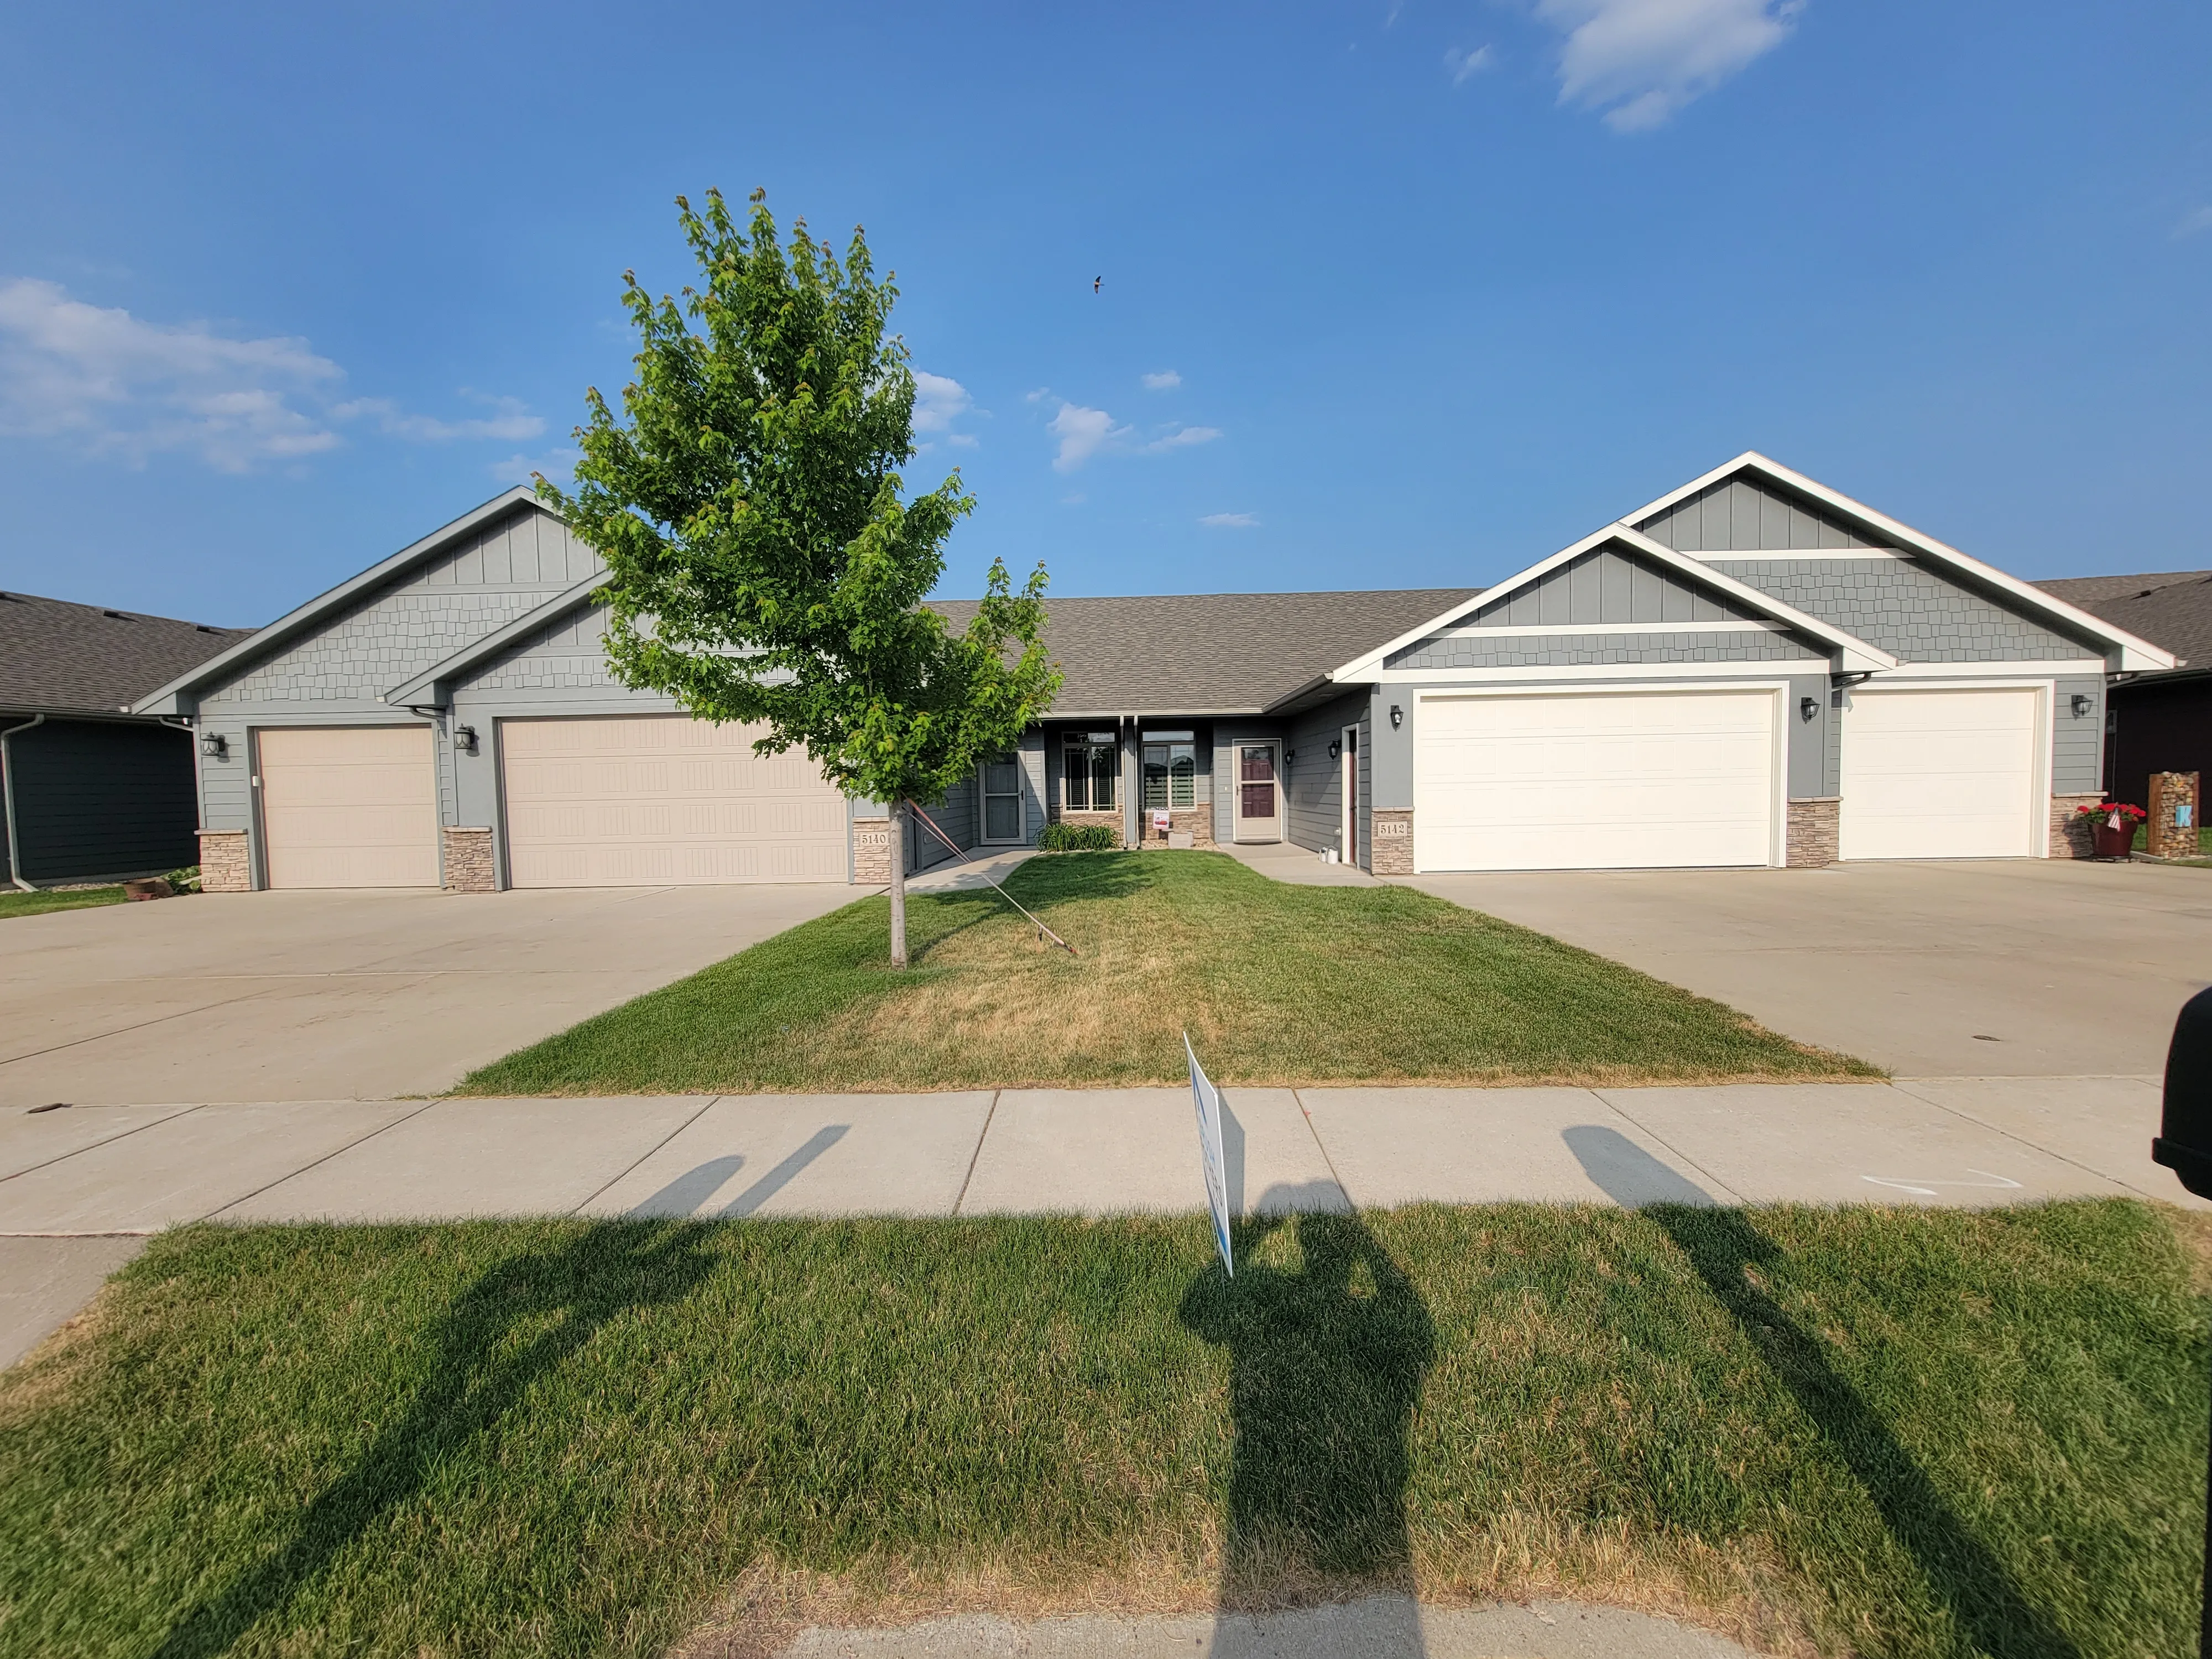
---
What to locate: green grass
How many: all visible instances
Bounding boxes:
[2133,822,2212,866]
[2,1202,2202,1657]
[460,851,1871,1094]
[0,885,125,920]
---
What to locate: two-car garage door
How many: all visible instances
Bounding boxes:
[501,716,846,886]
[1415,690,1780,872]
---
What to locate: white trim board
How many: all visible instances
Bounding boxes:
[1431,619,1783,639]
[1620,452,2175,672]
[1379,659,1822,685]
[1329,523,1894,683]
[1871,659,2105,680]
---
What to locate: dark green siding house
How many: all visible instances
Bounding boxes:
[0,592,249,887]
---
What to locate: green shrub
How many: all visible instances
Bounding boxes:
[161,865,202,895]
[1036,821,1120,852]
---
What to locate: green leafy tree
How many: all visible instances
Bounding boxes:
[540,189,1059,966]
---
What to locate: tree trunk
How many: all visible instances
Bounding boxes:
[888,798,908,968]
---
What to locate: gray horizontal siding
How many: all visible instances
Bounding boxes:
[1392,629,1823,671]
[1453,546,1759,632]
[1637,476,1874,552]
[1284,691,1364,853]
[1708,559,2099,664]
[2053,675,2105,794]
[197,717,253,832]
[6,719,199,881]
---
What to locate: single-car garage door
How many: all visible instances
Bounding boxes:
[258,726,437,889]
[1415,690,1779,872]
[1839,687,2039,861]
[501,716,847,886]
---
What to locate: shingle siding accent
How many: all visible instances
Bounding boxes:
[1636,476,1874,552]
[1389,629,1823,672]
[198,506,599,711]
[1705,559,2097,663]
[463,606,625,693]
[1457,547,1760,630]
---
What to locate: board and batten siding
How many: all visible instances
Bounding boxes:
[1423,544,1766,638]
[1635,474,1877,553]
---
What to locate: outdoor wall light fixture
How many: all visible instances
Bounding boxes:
[2070,693,2094,717]
[1799,696,1819,722]
[453,724,479,754]
[1327,738,1342,760]
[1389,704,1404,729]
[198,731,226,758]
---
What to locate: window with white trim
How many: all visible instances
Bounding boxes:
[1062,732,1117,811]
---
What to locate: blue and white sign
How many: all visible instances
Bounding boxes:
[1185,1032,1233,1276]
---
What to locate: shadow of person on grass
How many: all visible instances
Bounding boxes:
[1179,1202,1436,1655]
[150,1222,720,1659]
[1563,1125,2081,1659]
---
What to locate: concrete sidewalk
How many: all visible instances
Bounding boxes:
[2,1075,2188,1237]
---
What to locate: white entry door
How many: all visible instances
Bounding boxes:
[257,726,437,889]
[1414,690,1779,872]
[501,716,846,886]
[1839,687,2039,860]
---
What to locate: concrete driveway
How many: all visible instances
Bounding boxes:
[1408,858,2211,1077]
[0,884,860,1107]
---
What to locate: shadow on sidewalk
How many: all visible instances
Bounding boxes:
[1563,1125,2081,1659]
[147,1223,719,1659]
[1180,1202,1436,1655]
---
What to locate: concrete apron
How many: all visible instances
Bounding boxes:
[0,1076,2188,1238]
[775,1595,1754,1658]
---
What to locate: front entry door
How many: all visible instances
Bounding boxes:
[1234,743,1281,843]
[981,757,1024,842]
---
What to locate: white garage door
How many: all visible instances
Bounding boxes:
[501,716,847,887]
[1839,687,2039,861]
[1415,690,1778,872]
[258,726,437,889]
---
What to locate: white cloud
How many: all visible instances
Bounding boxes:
[1141,369,1182,390]
[0,276,543,472]
[2174,205,2212,239]
[336,392,544,442]
[1445,44,1495,85]
[1047,403,1126,472]
[1199,512,1258,528]
[911,370,973,433]
[1536,0,1802,132]
[1144,425,1222,452]
[489,446,582,486]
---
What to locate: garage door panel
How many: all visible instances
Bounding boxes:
[1415,690,1777,873]
[1840,689,2037,861]
[500,716,846,887]
[258,727,437,889]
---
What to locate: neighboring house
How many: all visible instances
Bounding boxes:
[0,591,251,887]
[133,453,2173,893]
[2033,569,2209,814]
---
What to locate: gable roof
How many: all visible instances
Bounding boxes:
[131,487,542,714]
[0,590,252,718]
[930,589,1480,716]
[2035,569,2210,679]
[1626,453,2176,671]
[1324,522,1897,684]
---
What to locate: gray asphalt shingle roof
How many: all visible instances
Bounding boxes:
[0,589,253,717]
[927,587,1479,714]
[2035,570,2210,675]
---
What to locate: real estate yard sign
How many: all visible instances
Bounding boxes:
[1185,1032,1233,1276]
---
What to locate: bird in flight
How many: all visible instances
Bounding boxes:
[1093,275,1101,294]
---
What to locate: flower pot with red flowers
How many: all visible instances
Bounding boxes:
[2075,801,2146,858]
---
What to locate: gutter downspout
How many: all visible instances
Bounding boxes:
[1,713,47,891]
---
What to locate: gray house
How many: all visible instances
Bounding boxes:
[133,453,2172,892]
[1,591,249,887]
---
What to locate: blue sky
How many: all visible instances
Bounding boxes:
[1,2,2206,627]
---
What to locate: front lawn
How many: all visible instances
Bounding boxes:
[1,1202,2200,1658]
[0,885,125,921]
[461,851,1869,1094]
